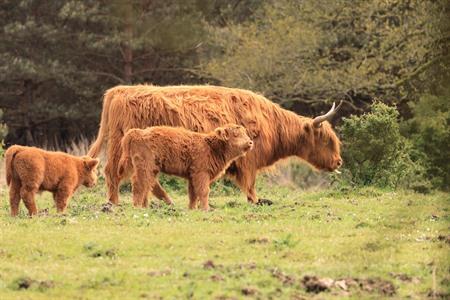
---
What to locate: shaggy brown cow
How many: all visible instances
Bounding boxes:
[5,145,99,216]
[88,85,342,205]
[117,124,253,210]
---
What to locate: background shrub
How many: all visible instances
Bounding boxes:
[405,92,450,190]
[339,102,426,189]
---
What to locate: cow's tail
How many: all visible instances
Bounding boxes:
[117,130,137,177]
[5,145,22,186]
[88,89,115,158]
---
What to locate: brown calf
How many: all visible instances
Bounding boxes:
[118,124,253,210]
[5,145,99,216]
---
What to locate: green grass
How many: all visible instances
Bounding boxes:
[0,181,449,299]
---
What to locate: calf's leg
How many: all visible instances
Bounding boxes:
[54,187,73,214]
[9,180,21,217]
[152,181,173,205]
[20,185,38,216]
[131,161,155,208]
[190,173,211,211]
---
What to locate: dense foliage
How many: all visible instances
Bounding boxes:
[405,91,450,190]
[339,102,426,189]
[203,0,449,113]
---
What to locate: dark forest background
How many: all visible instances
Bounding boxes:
[0,0,448,148]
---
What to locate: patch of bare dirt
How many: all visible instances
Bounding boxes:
[302,275,334,293]
[389,273,421,284]
[241,287,258,296]
[10,277,54,291]
[427,290,450,299]
[247,237,269,244]
[437,234,450,245]
[147,268,171,277]
[301,276,396,296]
[211,274,224,282]
[237,262,257,270]
[357,278,396,296]
[215,296,238,300]
[271,268,296,286]
[203,260,219,269]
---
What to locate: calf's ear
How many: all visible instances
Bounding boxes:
[215,127,229,141]
[84,158,99,170]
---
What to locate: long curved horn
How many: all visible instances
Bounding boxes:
[313,101,343,128]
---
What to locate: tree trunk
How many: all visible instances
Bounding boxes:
[21,79,34,145]
[122,1,133,84]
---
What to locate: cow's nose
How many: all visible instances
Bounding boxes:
[336,158,343,167]
[248,141,254,147]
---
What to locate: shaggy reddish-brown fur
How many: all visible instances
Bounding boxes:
[88,85,342,205]
[118,124,253,210]
[5,145,99,216]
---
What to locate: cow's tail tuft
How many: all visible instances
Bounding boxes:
[5,145,22,186]
[88,89,114,158]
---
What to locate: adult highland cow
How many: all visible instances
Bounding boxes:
[88,85,342,205]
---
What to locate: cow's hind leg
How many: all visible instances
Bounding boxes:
[9,180,21,217]
[105,138,123,205]
[20,185,38,217]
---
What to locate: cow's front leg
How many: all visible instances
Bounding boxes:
[188,180,197,209]
[234,168,258,204]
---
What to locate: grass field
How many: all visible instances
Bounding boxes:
[0,179,449,299]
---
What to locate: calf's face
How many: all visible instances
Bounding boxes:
[81,157,100,187]
[215,124,254,157]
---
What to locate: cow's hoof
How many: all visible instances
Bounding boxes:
[256,198,274,206]
[101,202,114,213]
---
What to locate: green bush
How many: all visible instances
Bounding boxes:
[339,102,427,189]
[405,93,450,190]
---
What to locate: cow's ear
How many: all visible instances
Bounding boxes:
[303,123,312,134]
[215,127,229,141]
[84,158,99,171]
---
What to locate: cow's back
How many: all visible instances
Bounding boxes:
[107,85,271,134]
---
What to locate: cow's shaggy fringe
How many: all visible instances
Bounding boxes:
[88,84,341,204]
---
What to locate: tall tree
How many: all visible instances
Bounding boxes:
[202,0,449,115]
[0,0,211,146]
[0,1,75,145]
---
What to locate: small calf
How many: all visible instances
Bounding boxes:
[118,124,253,210]
[5,145,99,216]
